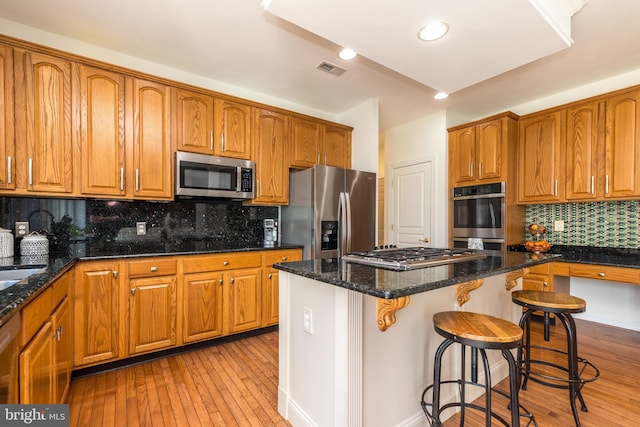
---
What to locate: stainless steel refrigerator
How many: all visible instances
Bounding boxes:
[281,165,376,259]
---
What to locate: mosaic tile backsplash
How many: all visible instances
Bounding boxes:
[526,201,640,248]
[0,197,278,254]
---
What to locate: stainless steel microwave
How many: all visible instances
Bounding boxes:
[175,151,255,200]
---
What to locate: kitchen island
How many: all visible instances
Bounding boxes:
[274,251,558,427]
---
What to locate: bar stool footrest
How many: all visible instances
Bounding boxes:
[521,345,600,391]
[421,379,538,427]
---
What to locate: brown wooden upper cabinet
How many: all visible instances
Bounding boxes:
[213,98,252,159]
[448,114,516,187]
[565,100,601,201]
[517,110,565,203]
[75,64,127,197]
[13,48,73,195]
[290,116,351,169]
[247,108,290,205]
[0,44,14,190]
[604,90,640,199]
[173,87,215,155]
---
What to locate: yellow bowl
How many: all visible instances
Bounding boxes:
[524,240,552,253]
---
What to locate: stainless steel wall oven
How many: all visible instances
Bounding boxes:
[451,182,506,251]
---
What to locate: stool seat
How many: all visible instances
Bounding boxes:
[434,311,523,349]
[512,290,586,314]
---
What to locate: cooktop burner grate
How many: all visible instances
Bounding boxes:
[342,247,486,270]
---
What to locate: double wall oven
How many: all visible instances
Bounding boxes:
[451,182,506,251]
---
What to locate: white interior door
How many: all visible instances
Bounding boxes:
[390,160,433,247]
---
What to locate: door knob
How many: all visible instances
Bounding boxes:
[419,237,430,243]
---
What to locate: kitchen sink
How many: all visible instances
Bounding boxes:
[0,267,46,291]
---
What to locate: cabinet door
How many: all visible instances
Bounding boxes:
[262,249,302,326]
[174,88,214,154]
[213,98,251,159]
[476,119,503,182]
[19,321,54,404]
[17,49,73,193]
[322,124,351,168]
[566,101,600,200]
[131,78,172,199]
[604,90,640,198]
[250,108,289,205]
[227,267,262,334]
[129,275,177,355]
[0,44,15,190]
[183,271,224,343]
[290,116,321,168]
[77,65,126,197]
[74,262,120,366]
[51,297,71,404]
[448,126,475,185]
[517,110,565,203]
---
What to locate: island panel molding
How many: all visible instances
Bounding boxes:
[376,296,410,331]
[455,279,484,307]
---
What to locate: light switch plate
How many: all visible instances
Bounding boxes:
[554,220,565,232]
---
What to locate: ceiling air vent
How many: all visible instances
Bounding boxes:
[316,61,346,76]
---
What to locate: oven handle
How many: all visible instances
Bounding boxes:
[452,192,505,200]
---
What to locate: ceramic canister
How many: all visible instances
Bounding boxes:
[0,227,14,257]
[20,232,49,258]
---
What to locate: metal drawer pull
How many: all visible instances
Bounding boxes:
[230,277,235,284]
[543,281,548,287]
[131,288,136,296]
[598,272,605,277]
[282,257,288,261]
[268,273,272,279]
[150,266,158,272]
[223,261,230,266]
[219,279,223,285]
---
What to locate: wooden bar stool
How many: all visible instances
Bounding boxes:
[420,311,537,426]
[511,290,600,427]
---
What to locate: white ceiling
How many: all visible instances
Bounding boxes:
[0,0,639,131]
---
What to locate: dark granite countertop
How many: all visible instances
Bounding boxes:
[274,251,561,299]
[508,244,640,269]
[0,240,301,327]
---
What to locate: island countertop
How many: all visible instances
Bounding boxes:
[274,250,560,299]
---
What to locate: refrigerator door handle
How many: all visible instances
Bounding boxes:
[345,192,352,254]
[338,192,349,259]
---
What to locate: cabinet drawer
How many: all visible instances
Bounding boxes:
[21,287,52,346]
[51,273,70,309]
[552,262,571,277]
[183,252,261,274]
[263,249,302,267]
[569,264,640,284]
[526,263,550,275]
[128,258,177,278]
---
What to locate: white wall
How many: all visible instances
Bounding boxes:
[339,98,379,173]
[383,111,448,247]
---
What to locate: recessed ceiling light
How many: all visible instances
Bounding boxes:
[418,21,449,42]
[338,48,357,61]
[434,92,449,100]
[260,0,272,10]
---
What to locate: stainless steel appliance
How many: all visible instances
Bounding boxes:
[175,151,255,200]
[451,182,506,251]
[263,218,278,247]
[342,246,486,271]
[281,165,376,259]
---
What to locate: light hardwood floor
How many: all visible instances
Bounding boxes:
[69,319,640,426]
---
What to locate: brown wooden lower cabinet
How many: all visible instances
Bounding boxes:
[71,249,302,370]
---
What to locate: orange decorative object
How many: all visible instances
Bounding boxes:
[524,240,552,254]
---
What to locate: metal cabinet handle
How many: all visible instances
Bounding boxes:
[135,169,140,192]
[282,257,288,261]
[591,176,595,194]
[230,277,235,284]
[543,281,548,287]
[131,288,136,296]
[268,273,272,279]
[210,130,214,151]
[469,162,473,177]
[113,271,119,279]
[478,162,482,177]
[7,156,11,184]
[221,132,225,152]
[150,266,158,272]
[28,158,33,185]
[605,175,609,194]
[223,261,230,266]
[554,179,558,197]
[598,272,605,277]
[218,279,223,285]
[120,167,125,191]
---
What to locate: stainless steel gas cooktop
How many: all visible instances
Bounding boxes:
[342,246,486,271]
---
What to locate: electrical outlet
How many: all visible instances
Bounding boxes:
[15,221,29,236]
[136,222,147,236]
[303,306,313,335]
[554,220,565,232]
